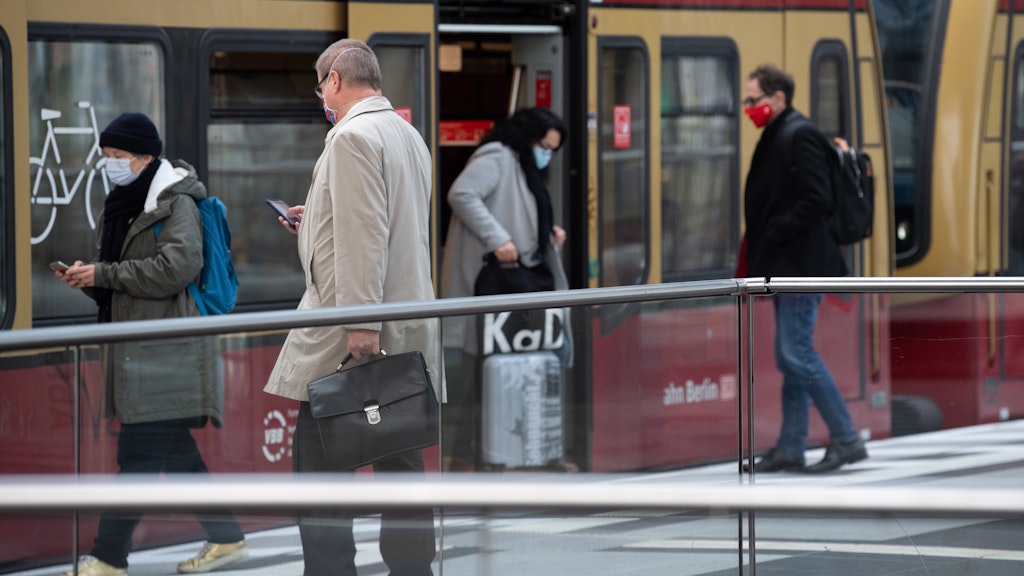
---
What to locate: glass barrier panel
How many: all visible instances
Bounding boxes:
[0,347,80,566]
[8,287,1024,574]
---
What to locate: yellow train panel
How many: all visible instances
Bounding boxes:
[899,0,998,277]
[25,0,346,31]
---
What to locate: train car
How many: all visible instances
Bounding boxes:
[0,0,893,570]
[577,0,892,470]
[881,0,1024,433]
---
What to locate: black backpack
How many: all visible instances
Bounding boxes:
[780,117,875,245]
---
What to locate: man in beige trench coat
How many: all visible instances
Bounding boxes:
[264,39,442,576]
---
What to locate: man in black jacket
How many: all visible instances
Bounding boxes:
[742,64,867,474]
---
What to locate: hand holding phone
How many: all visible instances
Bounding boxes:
[49,261,70,273]
[266,199,301,229]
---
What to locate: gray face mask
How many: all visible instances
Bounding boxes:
[105,157,141,186]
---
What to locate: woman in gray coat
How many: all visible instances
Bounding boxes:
[439,107,568,470]
[56,113,246,576]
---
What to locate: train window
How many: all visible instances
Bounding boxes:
[1007,43,1024,274]
[659,39,738,280]
[204,39,330,308]
[370,34,431,142]
[873,0,945,264]
[810,40,850,140]
[0,27,9,329]
[598,39,649,287]
[27,30,167,323]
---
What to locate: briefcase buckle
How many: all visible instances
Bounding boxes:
[364,401,381,425]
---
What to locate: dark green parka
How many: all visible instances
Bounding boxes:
[92,159,223,427]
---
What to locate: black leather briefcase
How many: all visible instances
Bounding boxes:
[306,350,439,470]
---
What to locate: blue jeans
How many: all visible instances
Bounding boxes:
[773,293,859,458]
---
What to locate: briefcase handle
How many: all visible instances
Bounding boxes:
[337,348,388,371]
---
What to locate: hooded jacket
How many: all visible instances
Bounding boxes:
[92,159,223,426]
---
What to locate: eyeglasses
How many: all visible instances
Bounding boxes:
[742,94,769,108]
[314,74,329,99]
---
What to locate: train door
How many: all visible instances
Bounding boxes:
[348,0,438,248]
[431,24,569,470]
[585,4,761,472]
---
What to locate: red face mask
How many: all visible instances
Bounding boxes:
[744,102,773,128]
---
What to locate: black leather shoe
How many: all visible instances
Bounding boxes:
[804,439,868,474]
[743,448,805,473]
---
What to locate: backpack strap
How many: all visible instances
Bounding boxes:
[153,217,206,315]
[777,114,815,174]
[777,115,840,213]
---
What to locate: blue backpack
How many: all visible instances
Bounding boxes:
[155,196,239,315]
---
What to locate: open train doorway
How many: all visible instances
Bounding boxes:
[436,26,568,269]
[436,25,577,471]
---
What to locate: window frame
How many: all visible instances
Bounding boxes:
[27,23,172,326]
[596,35,650,287]
[196,29,336,182]
[872,0,950,267]
[367,32,432,146]
[659,36,740,282]
[810,38,851,141]
[196,30,336,312]
[1003,40,1024,277]
[0,25,12,329]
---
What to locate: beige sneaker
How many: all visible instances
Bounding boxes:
[61,555,127,576]
[176,540,248,574]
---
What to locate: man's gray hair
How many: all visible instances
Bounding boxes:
[316,39,382,91]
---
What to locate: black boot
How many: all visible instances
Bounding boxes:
[804,439,868,474]
[743,448,805,473]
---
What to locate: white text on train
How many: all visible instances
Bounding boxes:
[483,309,564,355]
[663,378,721,406]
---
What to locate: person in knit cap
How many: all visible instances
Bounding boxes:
[54,113,248,576]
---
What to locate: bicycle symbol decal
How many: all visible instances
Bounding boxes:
[29,101,110,245]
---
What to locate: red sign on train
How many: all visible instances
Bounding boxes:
[613,105,631,149]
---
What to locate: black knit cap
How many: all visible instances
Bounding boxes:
[99,113,162,157]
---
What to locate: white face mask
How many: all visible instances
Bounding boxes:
[105,157,141,186]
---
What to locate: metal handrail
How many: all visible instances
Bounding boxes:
[766,276,1024,293]
[0,476,1021,515]
[6,276,1024,352]
[0,278,757,351]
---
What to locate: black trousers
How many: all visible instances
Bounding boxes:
[91,418,245,568]
[295,402,436,576]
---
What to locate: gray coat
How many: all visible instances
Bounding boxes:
[92,159,222,426]
[264,96,444,402]
[439,141,569,352]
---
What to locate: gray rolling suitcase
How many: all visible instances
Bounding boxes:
[481,351,563,468]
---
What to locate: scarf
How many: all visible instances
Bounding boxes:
[95,160,159,322]
[520,156,554,263]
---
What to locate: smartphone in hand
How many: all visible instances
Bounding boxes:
[266,199,301,229]
[49,261,70,272]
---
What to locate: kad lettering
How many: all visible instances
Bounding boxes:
[483,308,564,355]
